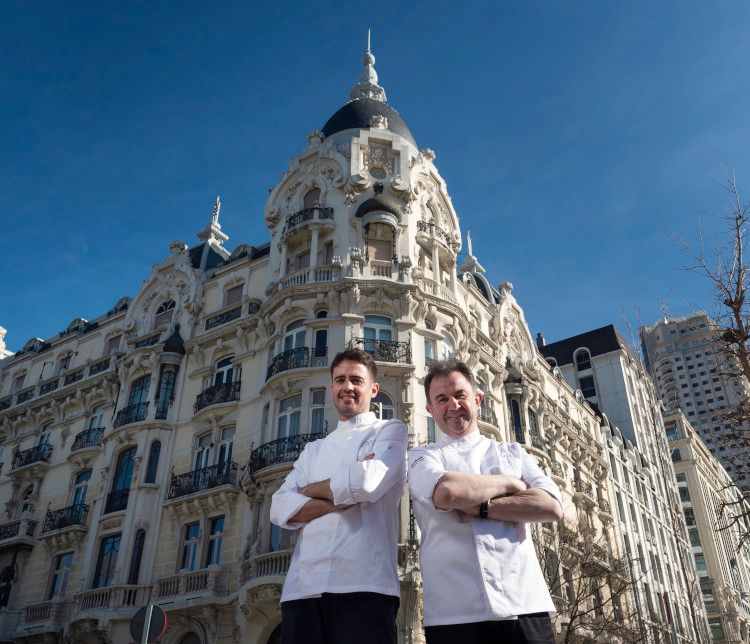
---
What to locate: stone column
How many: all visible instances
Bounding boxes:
[449,257,457,295]
[309,226,320,269]
[431,242,440,285]
[279,242,288,277]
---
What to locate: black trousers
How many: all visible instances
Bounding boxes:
[425,612,555,644]
[281,592,399,644]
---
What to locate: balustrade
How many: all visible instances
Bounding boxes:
[350,338,411,364]
[285,207,334,231]
[249,433,325,476]
[205,306,242,331]
[168,462,238,499]
[241,550,291,584]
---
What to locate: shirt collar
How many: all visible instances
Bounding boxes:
[334,411,378,432]
[437,427,484,449]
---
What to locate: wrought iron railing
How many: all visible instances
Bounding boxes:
[266,348,309,380]
[64,369,85,385]
[71,427,103,451]
[39,380,59,395]
[0,519,36,541]
[167,462,238,499]
[134,333,160,349]
[89,357,110,375]
[205,306,242,331]
[104,489,130,514]
[478,404,498,426]
[193,381,241,413]
[248,433,326,476]
[285,207,334,230]
[350,338,411,364]
[16,389,34,404]
[0,398,11,412]
[416,220,458,249]
[42,503,89,533]
[114,402,148,428]
[11,443,52,470]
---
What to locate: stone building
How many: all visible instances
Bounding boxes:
[0,48,624,643]
[541,325,709,642]
[666,409,750,642]
[640,312,750,489]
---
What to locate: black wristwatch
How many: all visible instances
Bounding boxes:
[479,500,489,519]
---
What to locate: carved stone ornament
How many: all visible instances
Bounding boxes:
[250,583,282,605]
[370,114,388,129]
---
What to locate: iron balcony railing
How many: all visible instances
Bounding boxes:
[71,427,103,451]
[205,306,242,331]
[350,338,411,364]
[11,443,52,471]
[167,462,238,500]
[416,220,458,250]
[16,389,34,404]
[193,381,241,414]
[42,503,89,533]
[134,333,161,348]
[266,347,327,380]
[248,432,326,476]
[285,207,334,231]
[39,380,59,395]
[114,402,148,428]
[0,519,36,540]
[89,357,110,375]
[0,398,11,412]
[64,369,85,385]
[104,489,130,514]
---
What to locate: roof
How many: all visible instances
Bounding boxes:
[355,192,402,220]
[541,325,628,366]
[321,98,416,146]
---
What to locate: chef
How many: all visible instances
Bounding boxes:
[270,348,408,644]
[409,358,563,643]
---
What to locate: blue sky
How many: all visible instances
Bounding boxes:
[2,1,750,353]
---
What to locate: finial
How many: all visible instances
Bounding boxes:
[212,196,221,225]
[467,230,473,257]
[349,32,387,103]
[460,229,485,274]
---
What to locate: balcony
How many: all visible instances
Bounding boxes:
[350,338,411,364]
[276,264,341,292]
[0,398,10,412]
[133,332,161,349]
[41,503,89,534]
[0,518,37,552]
[370,259,392,277]
[168,462,238,500]
[71,427,103,452]
[418,277,458,305]
[16,388,34,405]
[39,379,59,395]
[11,443,52,472]
[416,220,459,251]
[284,206,334,232]
[23,599,67,626]
[205,305,242,331]
[72,584,150,619]
[266,347,328,381]
[104,489,129,514]
[154,567,229,603]
[88,357,111,375]
[241,550,291,587]
[248,433,325,480]
[478,404,498,426]
[63,369,85,385]
[113,402,148,428]
[194,381,241,414]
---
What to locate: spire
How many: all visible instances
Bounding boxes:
[349,29,387,103]
[197,195,229,248]
[460,229,486,274]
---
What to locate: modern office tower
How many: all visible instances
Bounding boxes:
[542,325,708,643]
[666,409,750,643]
[641,312,749,488]
[0,47,616,643]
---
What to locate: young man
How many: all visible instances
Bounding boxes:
[270,348,408,644]
[408,359,563,644]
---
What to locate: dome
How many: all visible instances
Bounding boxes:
[322,98,417,147]
[355,191,402,220]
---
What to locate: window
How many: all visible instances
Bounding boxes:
[224,284,243,307]
[88,405,104,430]
[214,357,234,386]
[372,391,394,420]
[218,428,234,469]
[303,187,321,209]
[154,300,176,330]
[671,449,681,462]
[181,524,200,571]
[205,516,224,566]
[575,350,592,371]
[314,329,328,363]
[424,337,436,365]
[72,470,91,507]
[107,447,136,512]
[0,566,13,608]
[128,529,146,585]
[363,315,393,352]
[508,397,524,443]
[105,335,121,355]
[155,368,176,419]
[12,374,25,393]
[128,374,150,406]
[693,553,708,577]
[93,534,121,588]
[277,395,301,439]
[58,354,72,373]
[310,390,326,434]
[270,524,294,551]
[284,320,306,352]
[195,434,212,471]
[579,376,596,398]
[144,441,161,484]
[48,552,73,599]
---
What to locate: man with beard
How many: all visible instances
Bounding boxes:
[270,348,408,644]
[408,359,562,643]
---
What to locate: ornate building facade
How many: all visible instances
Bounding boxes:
[0,48,652,643]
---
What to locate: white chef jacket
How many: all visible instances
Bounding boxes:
[270,412,408,602]
[408,429,562,626]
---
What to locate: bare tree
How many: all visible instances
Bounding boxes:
[660,165,750,543]
[535,521,644,643]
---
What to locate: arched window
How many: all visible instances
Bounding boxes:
[72,470,91,507]
[214,357,234,386]
[153,300,176,330]
[372,391,395,420]
[106,447,136,513]
[88,405,105,430]
[315,310,328,318]
[127,529,146,585]
[128,375,150,406]
[303,187,321,209]
[155,369,176,420]
[575,349,592,371]
[145,442,161,484]
[277,396,301,439]
[508,398,524,444]
[546,358,557,370]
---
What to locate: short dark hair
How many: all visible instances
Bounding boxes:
[424,359,476,402]
[330,348,378,382]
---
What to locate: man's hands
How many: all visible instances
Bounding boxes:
[299,479,334,501]
[289,472,367,525]
[432,472,527,511]
[459,487,563,524]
